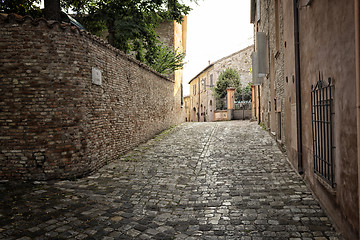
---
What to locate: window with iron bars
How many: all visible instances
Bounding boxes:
[311,73,335,187]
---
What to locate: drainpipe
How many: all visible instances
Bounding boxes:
[198,78,201,122]
[294,0,303,174]
[355,0,360,237]
[258,86,261,124]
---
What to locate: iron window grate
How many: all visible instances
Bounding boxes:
[311,73,335,187]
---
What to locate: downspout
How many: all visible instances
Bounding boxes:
[355,0,360,237]
[198,78,201,122]
[258,86,261,124]
[294,0,304,174]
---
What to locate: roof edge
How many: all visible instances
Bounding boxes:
[188,44,254,84]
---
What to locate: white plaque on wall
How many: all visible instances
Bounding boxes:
[92,67,102,86]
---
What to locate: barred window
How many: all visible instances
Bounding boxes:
[311,74,335,187]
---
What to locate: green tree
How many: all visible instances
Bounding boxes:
[0,0,42,17]
[241,82,252,102]
[81,0,191,67]
[213,68,241,109]
[148,44,185,75]
[1,0,193,75]
[0,0,92,20]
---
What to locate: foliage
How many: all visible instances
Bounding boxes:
[0,0,42,17]
[1,0,193,75]
[148,44,185,75]
[241,82,252,102]
[0,0,94,18]
[80,0,191,70]
[60,0,97,14]
[213,68,241,109]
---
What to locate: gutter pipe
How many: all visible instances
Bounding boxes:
[258,87,261,124]
[355,0,360,237]
[294,0,304,174]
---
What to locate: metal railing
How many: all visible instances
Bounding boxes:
[311,73,335,187]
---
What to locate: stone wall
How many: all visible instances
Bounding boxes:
[214,110,228,121]
[212,46,253,89]
[0,14,183,180]
[254,0,285,142]
[233,110,252,120]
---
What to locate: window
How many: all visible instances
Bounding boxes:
[193,84,196,95]
[311,76,335,187]
[210,74,213,87]
[274,98,277,112]
[201,78,206,91]
[268,101,271,112]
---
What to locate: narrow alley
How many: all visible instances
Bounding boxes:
[0,121,342,239]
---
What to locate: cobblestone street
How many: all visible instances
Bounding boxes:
[0,121,343,240]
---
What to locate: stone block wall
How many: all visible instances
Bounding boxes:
[254,0,285,141]
[0,14,183,180]
[212,46,253,90]
[214,110,228,121]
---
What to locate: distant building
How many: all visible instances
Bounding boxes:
[156,17,187,112]
[188,46,253,122]
[183,95,190,122]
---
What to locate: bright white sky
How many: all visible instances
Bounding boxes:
[182,0,253,96]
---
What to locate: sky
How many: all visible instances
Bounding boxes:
[182,0,253,96]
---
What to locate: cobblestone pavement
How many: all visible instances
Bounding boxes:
[0,121,343,240]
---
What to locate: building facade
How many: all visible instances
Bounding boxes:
[156,17,187,109]
[184,95,190,122]
[189,46,253,122]
[251,0,360,238]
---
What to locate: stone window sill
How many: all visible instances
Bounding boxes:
[314,173,336,196]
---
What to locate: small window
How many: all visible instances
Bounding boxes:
[269,101,271,112]
[201,78,206,91]
[210,100,213,106]
[274,98,277,111]
[210,74,213,87]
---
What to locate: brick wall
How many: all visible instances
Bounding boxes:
[0,14,184,180]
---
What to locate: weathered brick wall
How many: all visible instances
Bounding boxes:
[0,14,183,180]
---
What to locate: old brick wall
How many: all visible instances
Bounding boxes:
[0,14,183,180]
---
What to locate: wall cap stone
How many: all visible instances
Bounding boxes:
[0,13,174,83]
